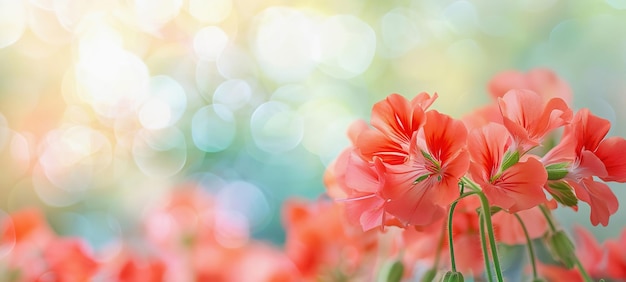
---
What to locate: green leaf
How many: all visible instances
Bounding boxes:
[547,181,578,207]
[501,151,520,171]
[546,163,569,180]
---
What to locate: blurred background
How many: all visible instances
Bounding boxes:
[1,0,626,253]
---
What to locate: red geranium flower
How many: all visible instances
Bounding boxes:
[382,110,470,226]
[356,93,437,164]
[498,89,572,154]
[542,109,626,226]
[468,123,547,212]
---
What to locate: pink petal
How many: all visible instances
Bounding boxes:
[569,178,618,226]
[345,152,383,194]
[484,158,548,212]
[596,137,626,182]
[356,129,408,164]
[423,110,468,162]
[370,93,425,145]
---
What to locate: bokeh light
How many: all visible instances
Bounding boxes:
[0,0,26,48]
[188,0,233,24]
[317,15,376,79]
[132,127,187,178]
[253,7,318,83]
[193,26,228,62]
[192,104,236,153]
[251,101,303,154]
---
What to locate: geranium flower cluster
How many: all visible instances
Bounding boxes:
[325,68,626,281]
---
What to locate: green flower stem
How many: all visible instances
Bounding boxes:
[476,191,504,282]
[479,214,494,282]
[448,200,460,272]
[462,177,481,193]
[538,204,593,282]
[574,256,593,282]
[446,191,479,274]
[539,204,557,232]
[461,177,504,282]
[513,213,538,280]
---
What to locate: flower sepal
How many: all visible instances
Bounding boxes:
[546,162,569,180]
[442,271,464,282]
[545,230,577,269]
[546,181,578,207]
[420,268,437,282]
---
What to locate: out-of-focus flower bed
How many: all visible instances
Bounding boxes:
[2,0,626,281]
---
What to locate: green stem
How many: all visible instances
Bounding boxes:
[538,204,593,282]
[477,191,504,282]
[462,177,481,192]
[444,190,479,273]
[448,200,460,272]
[479,213,494,282]
[539,204,557,232]
[514,213,538,280]
[462,177,504,282]
[574,259,593,282]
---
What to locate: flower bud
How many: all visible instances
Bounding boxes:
[420,268,437,282]
[377,260,404,282]
[545,230,576,268]
[546,181,577,207]
[442,271,464,282]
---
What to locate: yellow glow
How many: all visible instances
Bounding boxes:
[193,26,228,62]
[317,15,376,79]
[0,0,26,48]
[139,99,172,130]
[188,0,233,23]
[38,126,112,191]
[75,22,150,118]
[27,4,72,45]
[253,7,319,82]
[134,0,183,32]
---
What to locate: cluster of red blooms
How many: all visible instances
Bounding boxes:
[324,68,626,281]
[0,188,299,281]
[1,69,626,281]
